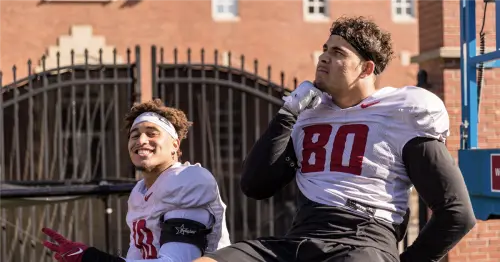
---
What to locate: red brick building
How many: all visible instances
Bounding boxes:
[0,0,419,96]
[1,0,498,261]
[413,1,500,261]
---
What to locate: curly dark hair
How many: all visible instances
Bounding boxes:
[330,16,394,75]
[124,99,193,157]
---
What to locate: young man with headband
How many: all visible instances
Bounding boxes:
[41,99,230,262]
[194,16,476,262]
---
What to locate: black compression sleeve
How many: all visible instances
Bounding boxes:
[240,109,298,200]
[399,137,476,262]
[82,247,125,262]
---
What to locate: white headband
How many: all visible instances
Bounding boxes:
[131,112,179,140]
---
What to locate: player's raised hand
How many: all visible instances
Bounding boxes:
[282,80,323,116]
[42,227,88,262]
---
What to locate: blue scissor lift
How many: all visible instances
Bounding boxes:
[459,0,500,220]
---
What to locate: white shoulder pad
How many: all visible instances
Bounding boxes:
[391,86,450,153]
[160,164,218,208]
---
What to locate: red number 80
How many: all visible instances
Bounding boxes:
[300,124,369,176]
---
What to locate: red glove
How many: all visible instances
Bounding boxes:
[42,228,88,262]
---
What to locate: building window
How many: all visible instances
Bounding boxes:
[392,0,415,21]
[313,51,323,66]
[212,0,239,20]
[304,0,328,21]
[400,50,411,66]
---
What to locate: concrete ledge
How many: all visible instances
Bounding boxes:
[411,47,497,64]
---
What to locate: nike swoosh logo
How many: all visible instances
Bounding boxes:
[360,100,380,108]
[67,248,83,257]
[144,192,153,201]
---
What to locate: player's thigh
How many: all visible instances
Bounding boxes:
[202,238,300,262]
[326,246,399,262]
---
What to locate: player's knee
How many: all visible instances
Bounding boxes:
[193,257,218,262]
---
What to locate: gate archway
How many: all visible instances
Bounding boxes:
[151,46,298,242]
[0,47,140,261]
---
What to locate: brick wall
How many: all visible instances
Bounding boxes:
[0,1,419,100]
[417,1,500,261]
[450,220,500,262]
[418,1,444,52]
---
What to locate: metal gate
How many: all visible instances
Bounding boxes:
[0,47,140,261]
[151,46,298,242]
[0,45,300,261]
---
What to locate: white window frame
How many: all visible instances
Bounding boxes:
[313,51,323,66]
[303,0,329,22]
[392,0,415,22]
[212,0,239,21]
[399,50,411,66]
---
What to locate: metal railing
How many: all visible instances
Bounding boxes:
[152,46,298,242]
[0,47,140,261]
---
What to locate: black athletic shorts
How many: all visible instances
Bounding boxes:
[204,192,403,262]
[204,237,398,262]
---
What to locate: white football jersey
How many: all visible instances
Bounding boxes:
[126,162,230,259]
[292,86,450,224]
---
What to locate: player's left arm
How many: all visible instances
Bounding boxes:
[397,94,476,262]
[78,208,213,262]
[125,165,220,262]
[43,166,221,262]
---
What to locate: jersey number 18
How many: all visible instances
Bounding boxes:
[133,219,158,259]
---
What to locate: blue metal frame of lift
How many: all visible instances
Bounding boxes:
[460,0,500,149]
[459,0,500,221]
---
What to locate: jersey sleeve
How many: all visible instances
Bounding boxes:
[161,165,218,208]
[240,109,298,200]
[400,137,476,262]
[392,88,450,156]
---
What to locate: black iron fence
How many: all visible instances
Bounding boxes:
[151,46,297,242]
[0,45,416,262]
[0,47,140,261]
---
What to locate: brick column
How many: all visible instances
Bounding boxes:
[413,1,500,261]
